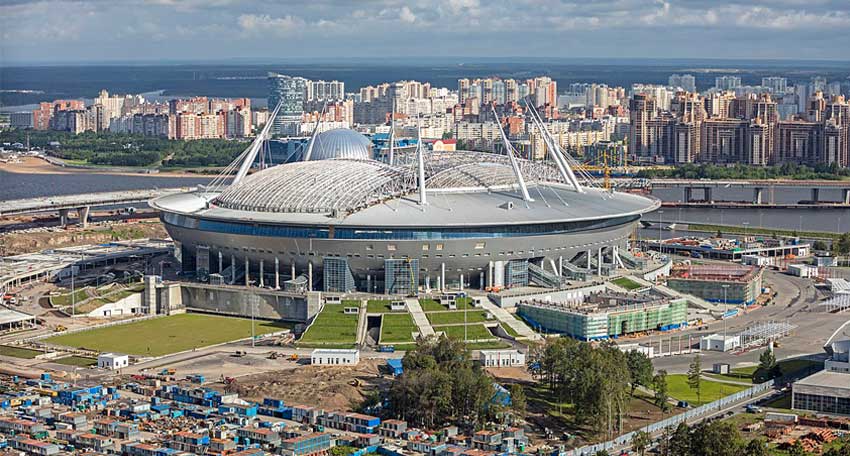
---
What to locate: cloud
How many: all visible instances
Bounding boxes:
[237,13,304,35]
[399,6,416,23]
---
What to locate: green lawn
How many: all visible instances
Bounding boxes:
[0,345,45,359]
[466,341,512,350]
[611,277,644,291]
[380,313,418,344]
[426,310,490,325]
[500,322,521,338]
[666,374,750,406]
[46,314,291,356]
[419,299,447,312]
[299,305,359,345]
[366,299,404,313]
[50,288,92,307]
[433,324,495,341]
[53,356,97,367]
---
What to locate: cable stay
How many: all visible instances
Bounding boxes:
[492,105,534,204]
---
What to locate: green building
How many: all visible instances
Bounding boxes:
[518,297,688,341]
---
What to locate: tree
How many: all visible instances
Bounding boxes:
[631,430,651,456]
[788,439,809,456]
[593,451,610,456]
[689,421,742,456]
[668,422,692,456]
[812,240,829,251]
[744,438,770,456]
[653,370,670,412]
[508,383,527,415]
[838,233,850,255]
[687,355,702,404]
[626,350,654,397]
[755,349,780,383]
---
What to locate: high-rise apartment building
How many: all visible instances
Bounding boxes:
[669,74,696,93]
[268,73,307,136]
[762,77,787,94]
[715,76,742,91]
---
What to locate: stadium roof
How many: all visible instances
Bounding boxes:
[307,128,373,161]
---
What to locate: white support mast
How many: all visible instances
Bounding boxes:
[233,101,283,186]
[302,102,327,162]
[492,106,533,203]
[388,99,396,166]
[527,102,585,193]
[416,115,427,206]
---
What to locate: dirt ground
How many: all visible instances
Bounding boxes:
[224,359,391,411]
[0,220,167,255]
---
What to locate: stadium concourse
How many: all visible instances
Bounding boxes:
[152,114,658,296]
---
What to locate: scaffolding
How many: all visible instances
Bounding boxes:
[821,294,850,313]
[736,321,796,348]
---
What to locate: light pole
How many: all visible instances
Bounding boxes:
[71,266,75,317]
[722,284,730,339]
[742,221,749,238]
[658,210,664,255]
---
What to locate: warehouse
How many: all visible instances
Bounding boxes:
[517,293,687,341]
[666,264,763,305]
[479,349,526,368]
[792,339,850,415]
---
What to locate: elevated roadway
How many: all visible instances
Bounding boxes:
[0,187,195,227]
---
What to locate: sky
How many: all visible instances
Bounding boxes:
[2,0,850,64]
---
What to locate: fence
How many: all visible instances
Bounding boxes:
[563,380,775,456]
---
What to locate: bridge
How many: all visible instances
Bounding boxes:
[0,187,194,227]
[642,179,850,206]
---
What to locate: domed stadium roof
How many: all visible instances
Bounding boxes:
[306,128,372,161]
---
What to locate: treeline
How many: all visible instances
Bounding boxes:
[528,337,663,437]
[0,130,248,168]
[385,337,522,430]
[638,163,850,181]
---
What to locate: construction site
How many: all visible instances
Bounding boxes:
[666,263,764,306]
[516,291,688,341]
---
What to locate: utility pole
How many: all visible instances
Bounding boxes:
[722,284,730,339]
[71,266,75,317]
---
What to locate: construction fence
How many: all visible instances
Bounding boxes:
[562,380,775,456]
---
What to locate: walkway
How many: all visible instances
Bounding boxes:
[477,299,542,341]
[355,301,368,346]
[404,298,435,338]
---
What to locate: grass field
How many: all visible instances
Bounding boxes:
[426,310,490,325]
[380,313,418,344]
[46,314,291,356]
[611,277,644,290]
[50,288,92,307]
[53,356,97,367]
[299,305,359,345]
[666,374,749,406]
[366,299,404,313]
[0,345,44,359]
[419,299,446,312]
[433,324,495,341]
[500,322,521,338]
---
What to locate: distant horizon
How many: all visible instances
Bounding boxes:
[4,56,850,68]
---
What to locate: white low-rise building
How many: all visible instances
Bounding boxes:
[787,264,818,278]
[97,353,129,370]
[479,349,526,368]
[700,334,741,352]
[311,349,360,366]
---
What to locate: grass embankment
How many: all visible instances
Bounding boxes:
[611,277,644,290]
[299,305,358,347]
[46,314,291,356]
[366,299,403,313]
[0,345,45,359]
[426,310,490,325]
[687,223,839,241]
[50,288,92,307]
[666,374,750,406]
[53,356,97,367]
[379,313,418,344]
[433,324,494,341]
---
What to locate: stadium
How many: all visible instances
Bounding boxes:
[151,109,659,295]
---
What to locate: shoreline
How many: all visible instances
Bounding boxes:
[0,156,222,178]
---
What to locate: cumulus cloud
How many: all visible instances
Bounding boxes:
[399,6,416,23]
[237,13,304,34]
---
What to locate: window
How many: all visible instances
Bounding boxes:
[475,242,486,249]
[387,244,397,251]
[422,244,429,251]
[436,243,444,251]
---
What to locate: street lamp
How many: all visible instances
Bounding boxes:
[743,221,749,238]
[722,284,730,339]
[658,210,664,255]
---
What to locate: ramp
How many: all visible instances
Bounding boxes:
[477,298,542,341]
[404,298,435,338]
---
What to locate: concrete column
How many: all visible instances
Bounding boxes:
[367,274,371,293]
[58,209,70,227]
[78,206,90,228]
[441,263,446,292]
[275,257,280,289]
[259,260,264,287]
[811,188,820,203]
[218,251,223,274]
[753,187,763,204]
[291,262,296,281]
[704,187,712,202]
[683,187,692,203]
[479,271,484,290]
[245,258,250,286]
[436,275,441,292]
[307,262,313,292]
[586,250,592,269]
[459,273,464,291]
[558,256,563,276]
[844,189,850,205]
[425,275,430,292]
[597,247,603,276]
[487,261,494,289]
[231,255,235,284]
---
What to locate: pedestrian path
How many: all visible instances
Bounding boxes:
[404,298,435,338]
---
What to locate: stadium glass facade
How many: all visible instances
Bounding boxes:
[384,259,419,296]
[323,257,356,293]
